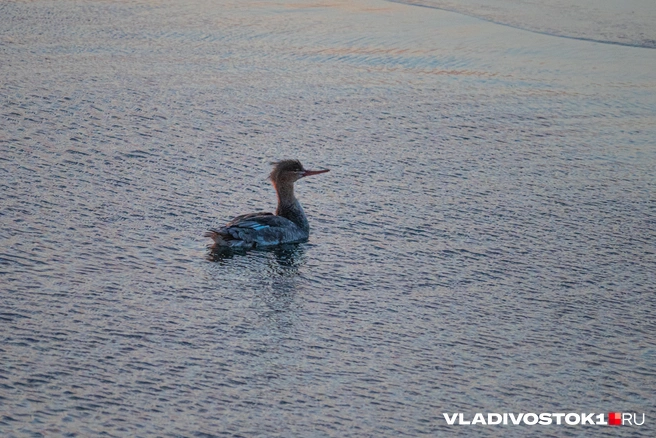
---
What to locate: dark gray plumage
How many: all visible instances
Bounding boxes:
[205,160,329,249]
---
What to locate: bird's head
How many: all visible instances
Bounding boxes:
[269,159,329,185]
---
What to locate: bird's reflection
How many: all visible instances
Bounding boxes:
[265,244,306,277]
[206,243,306,272]
[206,246,245,264]
[207,243,307,329]
[263,244,307,329]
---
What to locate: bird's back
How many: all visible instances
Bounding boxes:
[205,212,309,249]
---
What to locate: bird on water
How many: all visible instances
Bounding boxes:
[205,159,329,249]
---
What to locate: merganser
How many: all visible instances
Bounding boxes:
[205,159,329,249]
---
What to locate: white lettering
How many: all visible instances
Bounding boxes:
[552,413,566,425]
[508,413,524,425]
[565,413,580,425]
[523,413,538,425]
[442,411,628,426]
[539,413,552,425]
[488,413,502,425]
[634,413,645,426]
[580,413,594,425]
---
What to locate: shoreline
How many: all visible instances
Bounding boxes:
[388,0,656,49]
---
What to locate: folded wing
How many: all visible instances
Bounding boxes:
[205,213,306,248]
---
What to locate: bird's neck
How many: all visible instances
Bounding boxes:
[274,182,309,232]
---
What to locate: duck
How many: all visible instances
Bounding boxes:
[205,159,329,249]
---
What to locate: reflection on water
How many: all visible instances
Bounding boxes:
[265,244,307,276]
[208,243,305,272]
[1,0,655,436]
[209,244,307,329]
[257,245,307,329]
[206,247,247,263]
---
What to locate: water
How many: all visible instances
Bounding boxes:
[393,0,656,48]
[1,0,655,436]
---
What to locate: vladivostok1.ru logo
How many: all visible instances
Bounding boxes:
[442,412,646,426]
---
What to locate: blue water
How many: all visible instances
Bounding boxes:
[1,0,655,436]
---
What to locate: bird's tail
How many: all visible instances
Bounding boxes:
[204,229,227,246]
[204,229,219,239]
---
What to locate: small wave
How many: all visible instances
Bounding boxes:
[388,0,656,49]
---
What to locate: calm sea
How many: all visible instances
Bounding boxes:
[1,0,654,436]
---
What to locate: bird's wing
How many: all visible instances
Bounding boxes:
[227,213,295,230]
[206,213,301,248]
[226,212,274,227]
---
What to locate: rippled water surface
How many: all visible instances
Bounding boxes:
[1,0,655,436]
[394,0,656,48]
